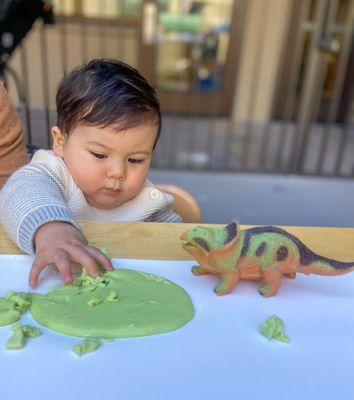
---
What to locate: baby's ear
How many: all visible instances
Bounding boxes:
[224,221,240,245]
[51,126,66,156]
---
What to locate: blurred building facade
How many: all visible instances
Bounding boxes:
[1,0,353,176]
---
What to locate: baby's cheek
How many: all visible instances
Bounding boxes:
[73,170,100,194]
[129,173,147,195]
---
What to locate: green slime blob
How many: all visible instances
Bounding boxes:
[30,269,194,339]
[260,315,290,343]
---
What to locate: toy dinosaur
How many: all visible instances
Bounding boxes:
[180,222,354,297]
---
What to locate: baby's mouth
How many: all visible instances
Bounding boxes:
[104,187,121,196]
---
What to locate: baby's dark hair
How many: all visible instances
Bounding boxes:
[56,58,161,145]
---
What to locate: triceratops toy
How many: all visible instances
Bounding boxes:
[180,222,354,297]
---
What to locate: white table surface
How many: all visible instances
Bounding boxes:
[1,254,354,400]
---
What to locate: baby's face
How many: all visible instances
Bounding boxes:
[52,123,158,210]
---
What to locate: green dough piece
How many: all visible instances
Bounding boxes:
[22,325,41,338]
[75,269,110,289]
[87,298,102,308]
[87,241,111,258]
[0,291,32,326]
[72,339,100,357]
[106,291,118,302]
[5,291,31,314]
[30,269,194,339]
[99,247,111,257]
[6,324,25,349]
[0,298,20,326]
[5,323,41,350]
[260,315,290,343]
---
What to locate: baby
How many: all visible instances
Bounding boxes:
[0,58,181,287]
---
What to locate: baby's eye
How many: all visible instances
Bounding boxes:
[90,151,106,159]
[128,158,143,164]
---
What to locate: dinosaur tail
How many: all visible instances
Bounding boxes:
[298,256,354,276]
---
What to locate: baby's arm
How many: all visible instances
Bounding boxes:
[0,165,113,287]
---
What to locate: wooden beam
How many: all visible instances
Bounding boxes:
[1,222,354,261]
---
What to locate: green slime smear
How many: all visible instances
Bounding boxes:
[30,269,194,339]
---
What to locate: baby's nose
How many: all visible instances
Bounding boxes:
[107,161,126,180]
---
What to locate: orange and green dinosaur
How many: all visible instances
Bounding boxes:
[180,222,354,297]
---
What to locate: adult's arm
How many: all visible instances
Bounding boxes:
[0,82,28,189]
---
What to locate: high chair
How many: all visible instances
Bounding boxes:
[156,184,202,223]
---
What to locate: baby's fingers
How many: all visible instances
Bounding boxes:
[53,249,74,285]
[67,245,101,278]
[85,246,114,271]
[29,255,48,288]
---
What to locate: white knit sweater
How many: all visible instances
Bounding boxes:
[0,150,181,255]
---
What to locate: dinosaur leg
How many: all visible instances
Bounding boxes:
[214,271,240,296]
[191,265,210,276]
[258,268,282,297]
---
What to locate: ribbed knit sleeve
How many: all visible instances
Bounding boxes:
[0,163,80,255]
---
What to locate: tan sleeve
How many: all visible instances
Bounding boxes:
[0,82,28,189]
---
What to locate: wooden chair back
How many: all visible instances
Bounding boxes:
[156,184,202,223]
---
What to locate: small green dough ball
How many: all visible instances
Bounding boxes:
[260,315,290,343]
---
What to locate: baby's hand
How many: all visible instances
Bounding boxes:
[30,221,114,288]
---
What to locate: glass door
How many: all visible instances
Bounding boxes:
[139,0,243,116]
[272,0,353,122]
